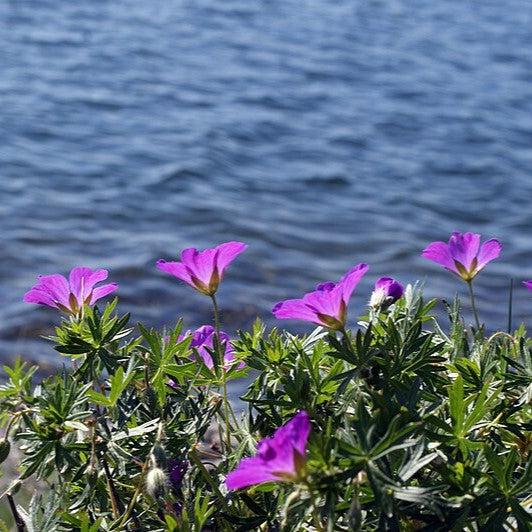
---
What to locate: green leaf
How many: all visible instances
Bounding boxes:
[448,374,465,434]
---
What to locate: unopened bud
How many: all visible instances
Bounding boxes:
[369,277,404,310]
[86,459,98,478]
[150,443,167,469]
[146,467,168,499]
[0,440,11,464]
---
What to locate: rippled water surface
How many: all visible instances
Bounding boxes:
[1,0,532,368]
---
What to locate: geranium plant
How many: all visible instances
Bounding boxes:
[0,237,530,531]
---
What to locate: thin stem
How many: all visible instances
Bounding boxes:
[210,294,232,453]
[3,408,30,440]
[339,326,352,351]
[101,455,124,518]
[189,449,229,511]
[339,325,358,365]
[115,458,150,529]
[210,294,221,344]
[304,481,325,532]
[7,494,26,532]
[466,281,481,330]
[115,423,165,529]
[222,379,232,449]
[507,278,514,334]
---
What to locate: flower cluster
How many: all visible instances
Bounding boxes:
[9,230,531,531]
[22,231,530,495]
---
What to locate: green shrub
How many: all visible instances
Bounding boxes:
[0,284,530,531]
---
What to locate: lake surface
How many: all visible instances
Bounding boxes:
[1,0,532,372]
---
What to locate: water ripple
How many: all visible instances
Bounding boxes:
[1,0,532,370]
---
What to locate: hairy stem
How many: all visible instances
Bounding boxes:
[210,294,233,453]
[189,449,229,511]
[466,281,481,329]
[304,482,325,532]
[507,278,514,334]
[7,494,26,532]
[115,454,151,529]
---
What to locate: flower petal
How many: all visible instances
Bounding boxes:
[374,277,404,302]
[475,239,502,271]
[303,289,343,319]
[23,288,58,308]
[69,267,109,302]
[215,241,247,273]
[523,281,532,291]
[272,298,322,325]
[338,263,369,303]
[186,325,240,370]
[448,232,480,271]
[34,274,70,307]
[226,411,311,490]
[90,283,118,304]
[275,411,311,457]
[156,260,194,286]
[422,241,458,273]
[225,457,279,490]
[181,247,217,285]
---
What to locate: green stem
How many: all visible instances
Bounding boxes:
[210,294,232,453]
[210,294,221,349]
[339,326,357,363]
[467,281,481,330]
[100,455,124,518]
[304,481,325,532]
[115,458,150,529]
[507,278,514,334]
[189,449,229,511]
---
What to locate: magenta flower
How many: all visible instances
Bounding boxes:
[422,232,502,282]
[226,411,311,490]
[156,241,247,296]
[23,267,118,314]
[370,277,404,309]
[523,281,532,291]
[182,325,244,370]
[272,263,369,330]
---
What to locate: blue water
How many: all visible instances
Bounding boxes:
[1,0,532,368]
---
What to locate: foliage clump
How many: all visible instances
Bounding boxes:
[0,285,530,531]
[1,235,531,530]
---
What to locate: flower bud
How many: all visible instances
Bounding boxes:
[150,443,167,469]
[145,467,168,500]
[370,277,404,310]
[168,459,188,491]
[0,440,11,464]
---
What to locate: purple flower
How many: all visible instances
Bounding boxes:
[182,325,244,370]
[167,460,188,492]
[226,411,311,490]
[272,264,369,330]
[523,281,532,291]
[370,277,404,309]
[156,241,247,296]
[422,232,502,282]
[23,267,118,314]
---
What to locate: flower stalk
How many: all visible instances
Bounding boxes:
[467,280,481,329]
[210,294,233,454]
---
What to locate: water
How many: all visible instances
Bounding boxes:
[1,0,532,370]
